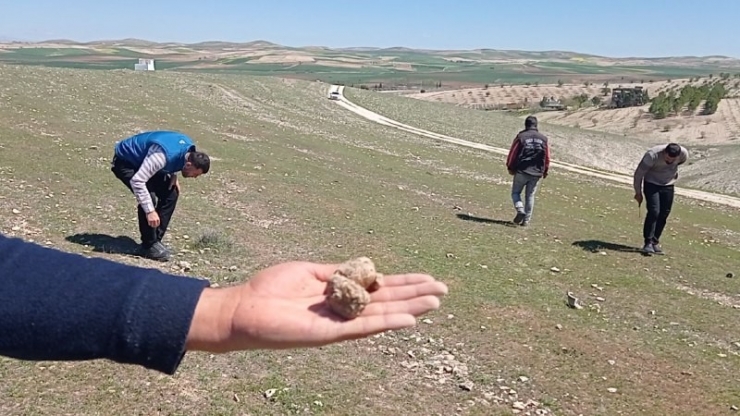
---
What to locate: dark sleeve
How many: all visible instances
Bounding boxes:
[0,234,211,374]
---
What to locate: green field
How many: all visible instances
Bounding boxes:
[1,42,738,87]
[1,63,740,415]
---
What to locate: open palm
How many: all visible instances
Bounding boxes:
[228,261,448,350]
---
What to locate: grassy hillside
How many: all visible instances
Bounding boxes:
[345,86,740,196]
[1,64,740,415]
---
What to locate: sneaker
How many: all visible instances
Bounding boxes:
[141,242,170,262]
[520,220,530,227]
[513,212,525,225]
[652,242,664,255]
[155,241,172,256]
[641,243,655,256]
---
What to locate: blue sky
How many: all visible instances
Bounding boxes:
[2,0,738,58]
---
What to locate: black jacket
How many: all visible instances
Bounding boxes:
[506,127,551,177]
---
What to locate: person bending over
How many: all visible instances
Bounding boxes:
[111,130,210,261]
[633,142,688,255]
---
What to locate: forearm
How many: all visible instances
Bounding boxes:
[131,147,167,213]
[0,234,210,374]
[633,167,647,194]
[130,176,155,213]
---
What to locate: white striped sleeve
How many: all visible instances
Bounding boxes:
[130,144,167,214]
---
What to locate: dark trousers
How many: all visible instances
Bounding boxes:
[110,157,179,248]
[642,181,674,244]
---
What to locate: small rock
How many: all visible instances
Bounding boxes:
[517,376,529,383]
[727,272,735,278]
[566,292,583,309]
[608,359,616,366]
[607,387,617,393]
[556,324,563,330]
[459,380,474,391]
[263,388,277,399]
[422,318,433,324]
[550,267,561,273]
[178,261,192,272]
[731,405,738,411]
[595,296,605,302]
[229,266,238,271]
[512,401,526,410]
[12,208,20,215]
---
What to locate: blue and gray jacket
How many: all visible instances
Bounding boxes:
[114,131,195,174]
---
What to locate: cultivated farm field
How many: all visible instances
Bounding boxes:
[1,64,740,415]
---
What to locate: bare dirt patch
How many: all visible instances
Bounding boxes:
[410,78,740,144]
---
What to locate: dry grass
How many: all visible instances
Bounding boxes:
[1,64,740,415]
[409,78,740,145]
[348,85,740,197]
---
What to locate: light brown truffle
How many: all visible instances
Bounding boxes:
[326,257,383,319]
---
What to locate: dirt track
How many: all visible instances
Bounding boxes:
[331,85,740,209]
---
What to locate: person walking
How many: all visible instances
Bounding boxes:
[633,142,688,255]
[505,115,551,226]
[111,130,210,261]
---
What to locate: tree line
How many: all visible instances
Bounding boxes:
[648,82,727,119]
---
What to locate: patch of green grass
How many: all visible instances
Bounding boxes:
[0,64,740,415]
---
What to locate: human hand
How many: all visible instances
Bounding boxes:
[185,261,449,352]
[634,193,643,206]
[508,169,515,176]
[146,211,160,228]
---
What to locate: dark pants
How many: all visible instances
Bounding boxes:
[110,156,179,249]
[642,182,674,245]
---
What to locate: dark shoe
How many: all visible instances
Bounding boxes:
[652,242,664,255]
[141,242,170,262]
[520,220,530,227]
[155,241,172,255]
[641,243,655,256]
[513,212,525,225]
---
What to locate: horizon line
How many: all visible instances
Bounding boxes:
[2,36,739,61]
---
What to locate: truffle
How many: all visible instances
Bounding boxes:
[326,257,384,319]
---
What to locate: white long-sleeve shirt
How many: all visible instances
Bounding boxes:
[130,144,173,214]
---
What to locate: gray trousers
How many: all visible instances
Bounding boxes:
[511,172,541,221]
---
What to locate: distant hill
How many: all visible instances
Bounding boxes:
[1,38,739,86]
